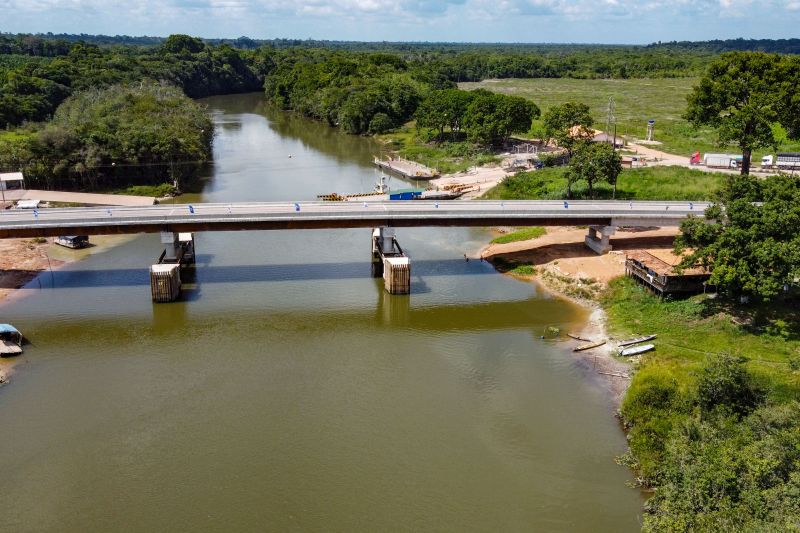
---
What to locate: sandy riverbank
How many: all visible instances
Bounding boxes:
[481,226,681,404]
[430,164,511,199]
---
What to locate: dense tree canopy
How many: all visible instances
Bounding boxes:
[0,34,268,129]
[461,90,540,145]
[677,173,800,301]
[0,83,212,191]
[414,89,474,141]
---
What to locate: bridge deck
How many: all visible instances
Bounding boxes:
[0,200,708,239]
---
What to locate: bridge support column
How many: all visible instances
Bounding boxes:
[151,232,196,303]
[371,227,411,295]
[585,225,615,255]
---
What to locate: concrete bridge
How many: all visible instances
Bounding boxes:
[0,200,708,299]
[0,200,707,238]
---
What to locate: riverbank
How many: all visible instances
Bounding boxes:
[0,238,63,384]
[481,225,682,404]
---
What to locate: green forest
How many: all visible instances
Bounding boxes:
[1,32,799,192]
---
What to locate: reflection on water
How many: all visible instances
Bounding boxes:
[0,93,641,532]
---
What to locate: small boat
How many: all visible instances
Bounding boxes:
[620,343,655,357]
[567,333,591,342]
[0,324,23,356]
[573,340,606,352]
[618,334,657,347]
[55,235,89,249]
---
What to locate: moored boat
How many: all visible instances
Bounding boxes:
[0,324,23,356]
[619,343,655,357]
[618,334,657,347]
[573,340,606,352]
[55,235,89,249]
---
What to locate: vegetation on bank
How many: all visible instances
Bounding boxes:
[0,34,267,129]
[603,278,800,530]
[378,128,499,174]
[0,83,212,191]
[490,227,546,244]
[482,166,725,201]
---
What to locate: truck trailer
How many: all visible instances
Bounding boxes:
[703,153,743,169]
[776,152,800,170]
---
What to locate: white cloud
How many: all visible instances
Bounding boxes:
[2,0,800,42]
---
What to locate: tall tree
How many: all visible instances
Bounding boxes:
[564,141,621,199]
[686,52,800,176]
[542,101,594,156]
[414,89,473,141]
[462,90,539,146]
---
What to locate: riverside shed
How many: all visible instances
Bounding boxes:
[0,172,24,191]
[625,250,710,296]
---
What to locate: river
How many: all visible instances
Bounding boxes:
[0,93,642,532]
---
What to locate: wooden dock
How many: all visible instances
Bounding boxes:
[374,157,439,180]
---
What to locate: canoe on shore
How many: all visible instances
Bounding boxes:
[567,333,592,342]
[618,334,657,347]
[573,340,606,352]
[620,343,655,357]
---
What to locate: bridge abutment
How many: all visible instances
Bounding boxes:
[584,225,615,255]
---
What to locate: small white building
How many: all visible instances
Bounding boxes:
[0,172,25,191]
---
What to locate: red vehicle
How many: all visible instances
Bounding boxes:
[689,152,702,165]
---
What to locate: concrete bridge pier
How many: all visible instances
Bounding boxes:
[151,232,196,302]
[371,227,411,295]
[585,225,616,255]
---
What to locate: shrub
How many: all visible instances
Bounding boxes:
[697,354,765,418]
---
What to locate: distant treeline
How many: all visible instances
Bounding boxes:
[647,38,800,54]
[0,32,717,130]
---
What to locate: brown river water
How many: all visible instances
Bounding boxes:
[0,93,642,532]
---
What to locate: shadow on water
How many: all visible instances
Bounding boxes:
[43,258,493,288]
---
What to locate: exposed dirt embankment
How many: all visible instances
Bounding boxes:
[0,239,64,304]
[482,226,681,404]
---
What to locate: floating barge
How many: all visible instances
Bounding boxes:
[374,157,439,180]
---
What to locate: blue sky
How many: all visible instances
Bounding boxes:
[2,0,799,44]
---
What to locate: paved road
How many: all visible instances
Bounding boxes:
[2,189,156,207]
[0,200,710,239]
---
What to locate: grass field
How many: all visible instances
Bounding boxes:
[490,227,546,244]
[460,78,800,159]
[481,165,726,201]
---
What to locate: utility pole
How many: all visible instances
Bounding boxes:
[605,96,615,147]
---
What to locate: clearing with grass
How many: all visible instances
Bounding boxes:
[460,77,800,159]
[482,165,725,201]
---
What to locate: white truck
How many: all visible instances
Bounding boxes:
[703,153,743,169]
[776,152,800,170]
